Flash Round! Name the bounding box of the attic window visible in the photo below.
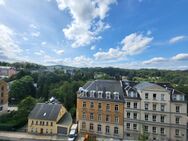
[83,90,88,97]
[98,91,103,98]
[90,90,95,98]
[106,91,111,99]
[114,92,119,100]
[43,113,46,116]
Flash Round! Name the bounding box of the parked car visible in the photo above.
[68,124,78,141]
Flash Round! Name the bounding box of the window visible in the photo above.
[98,114,102,121]
[153,127,156,133]
[106,115,110,122]
[46,122,48,126]
[133,124,137,130]
[83,101,86,108]
[134,103,137,109]
[161,116,165,123]
[0,106,2,111]
[127,112,130,118]
[51,122,53,126]
[153,115,156,122]
[145,103,148,110]
[82,122,86,129]
[114,127,118,135]
[98,103,102,110]
[161,104,165,112]
[115,116,119,123]
[90,113,94,120]
[106,104,110,111]
[145,114,148,121]
[106,91,111,99]
[46,129,48,134]
[90,101,94,108]
[133,113,137,119]
[153,93,156,100]
[176,106,180,113]
[90,123,94,131]
[90,90,95,97]
[153,104,156,111]
[160,128,165,135]
[98,91,103,98]
[126,133,130,137]
[127,102,130,108]
[161,94,164,101]
[175,129,179,136]
[82,112,86,120]
[144,126,148,132]
[176,117,180,124]
[36,121,38,125]
[114,92,119,100]
[115,104,119,112]
[106,126,110,134]
[127,123,130,129]
[145,93,148,99]
[97,124,102,132]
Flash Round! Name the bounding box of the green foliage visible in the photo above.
[10,75,36,103]
[0,96,36,131]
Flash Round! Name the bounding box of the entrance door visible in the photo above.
[40,128,43,134]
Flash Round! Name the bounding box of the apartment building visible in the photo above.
[77,80,125,139]
[0,66,16,78]
[0,80,8,115]
[123,81,187,141]
[28,102,72,135]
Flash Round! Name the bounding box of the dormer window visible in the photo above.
[90,90,95,98]
[114,92,119,100]
[98,91,103,98]
[83,90,88,97]
[106,91,111,99]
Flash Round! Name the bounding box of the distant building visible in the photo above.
[0,66,16,78]
[0,80,8,115]
[123,81,187,141]
[77,80,125,139]
[28,103,72,135]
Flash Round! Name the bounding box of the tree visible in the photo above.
[10,75,36,103]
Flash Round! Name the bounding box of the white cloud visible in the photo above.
[54,49,64,55]
[172,53,188,61]
[143,57,166,65]
[29,24,38,29]
[34,50,46,56]
[169,35,186,44]
[94,48,125,60]
[41,42,47,45]
[56,0,116,48]
[31,31,40,37]
[90,45,96,50]
[22,36,28,41]
[0,0,5,6]
[121,33,153,55]
[0,24,23,60]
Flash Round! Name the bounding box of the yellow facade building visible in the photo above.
[28,102,72,135]
[0,80,8,115]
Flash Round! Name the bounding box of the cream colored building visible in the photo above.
[28,102,72,135]
[123,81,187,141]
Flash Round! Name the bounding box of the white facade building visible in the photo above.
[123,81,187,141]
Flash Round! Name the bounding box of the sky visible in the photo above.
[0,0,188,70]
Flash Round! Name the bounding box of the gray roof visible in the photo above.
[29,103,62,121]
[134,82,167,92]
[78,80,125,102]
[57,112,72,126]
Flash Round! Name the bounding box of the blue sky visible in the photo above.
[0,0,188,69]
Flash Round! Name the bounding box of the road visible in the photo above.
[0,131,68,141]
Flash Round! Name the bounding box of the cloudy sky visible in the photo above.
[0,0,188,69]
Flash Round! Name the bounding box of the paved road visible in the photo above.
[0,131,68,141]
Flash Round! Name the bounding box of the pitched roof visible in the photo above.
[28,103,63,121]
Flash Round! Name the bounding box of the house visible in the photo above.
[0,66,16,78]
[123,81,187,141]
[0,80,8,115]
[76,80,125,139]
[28,102,72,135]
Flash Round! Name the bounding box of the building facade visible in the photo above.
[123,81,187,141]
[0,66,16,78]
[77,80,125,139]
[28,102,72,135]
[0,80,8,115]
